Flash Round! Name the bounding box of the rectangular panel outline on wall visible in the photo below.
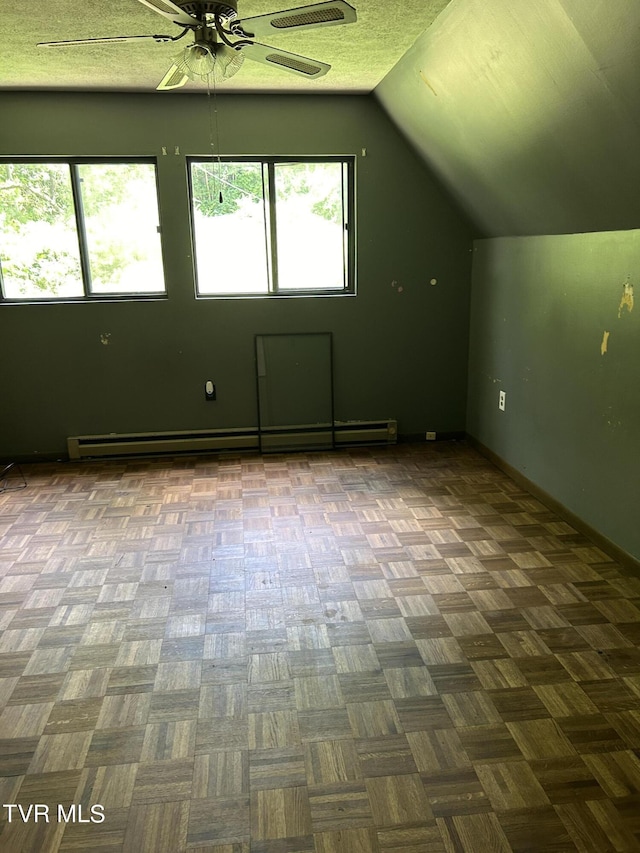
[255,332,335,453]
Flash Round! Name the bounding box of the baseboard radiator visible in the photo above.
[67,420,397,460]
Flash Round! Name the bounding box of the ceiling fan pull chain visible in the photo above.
[206,73,223,204]
[213,72,223,203]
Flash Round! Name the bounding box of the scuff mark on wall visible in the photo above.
[600,330,609,355]
[100,333,111,346]
[618,280,634,317]
[419,71,438,96]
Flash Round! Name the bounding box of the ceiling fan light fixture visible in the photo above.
[174,42,216,77]
[214,44,245,79]
[173,40,244,82]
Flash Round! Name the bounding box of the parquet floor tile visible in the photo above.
[1,442,640,850]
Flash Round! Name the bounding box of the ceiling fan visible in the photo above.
[37,0,358,89]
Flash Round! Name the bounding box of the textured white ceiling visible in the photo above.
[1,0,453,93]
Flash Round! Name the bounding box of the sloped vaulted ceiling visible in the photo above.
[376,0,640,237]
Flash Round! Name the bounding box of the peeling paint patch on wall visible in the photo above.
[601,330,609,355]
[618,280,634,317]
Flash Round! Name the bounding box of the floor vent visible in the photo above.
[67,420,397,460]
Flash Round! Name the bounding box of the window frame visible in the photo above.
[0,157,167,304]
[187,155,356,299]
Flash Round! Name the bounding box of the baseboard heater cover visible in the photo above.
[67,420,397,460]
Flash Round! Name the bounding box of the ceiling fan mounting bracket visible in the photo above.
[176,1,238,21]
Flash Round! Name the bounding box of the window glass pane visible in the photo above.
[191,161,269,295]
[77,163,165,294]
[274,162,345,291]
[0,162,83,299]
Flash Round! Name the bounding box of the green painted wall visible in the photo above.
[372,0,640,561]
[467,231,640,559]
[376,0,640,237]
[0,92,475,459]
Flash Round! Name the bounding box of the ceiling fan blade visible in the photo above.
[156,63,189,90]
[137,0,197,28]
[239,42,330,78]
[233,0,356,39]
[38,34,174,47]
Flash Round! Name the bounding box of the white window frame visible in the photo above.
[188,156,356,298]
[0,157,166,303]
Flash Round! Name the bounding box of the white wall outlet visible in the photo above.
[426,431,437,440]
[499,390,506,411]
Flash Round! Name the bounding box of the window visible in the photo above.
[189,157,354,297]
[0,160,165,301]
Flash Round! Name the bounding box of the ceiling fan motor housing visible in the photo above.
[177,1,238,21]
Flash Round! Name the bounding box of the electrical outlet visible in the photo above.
[499,390,506,411]
[425,431,437,441]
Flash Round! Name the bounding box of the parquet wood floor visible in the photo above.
[1,441,640,852]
